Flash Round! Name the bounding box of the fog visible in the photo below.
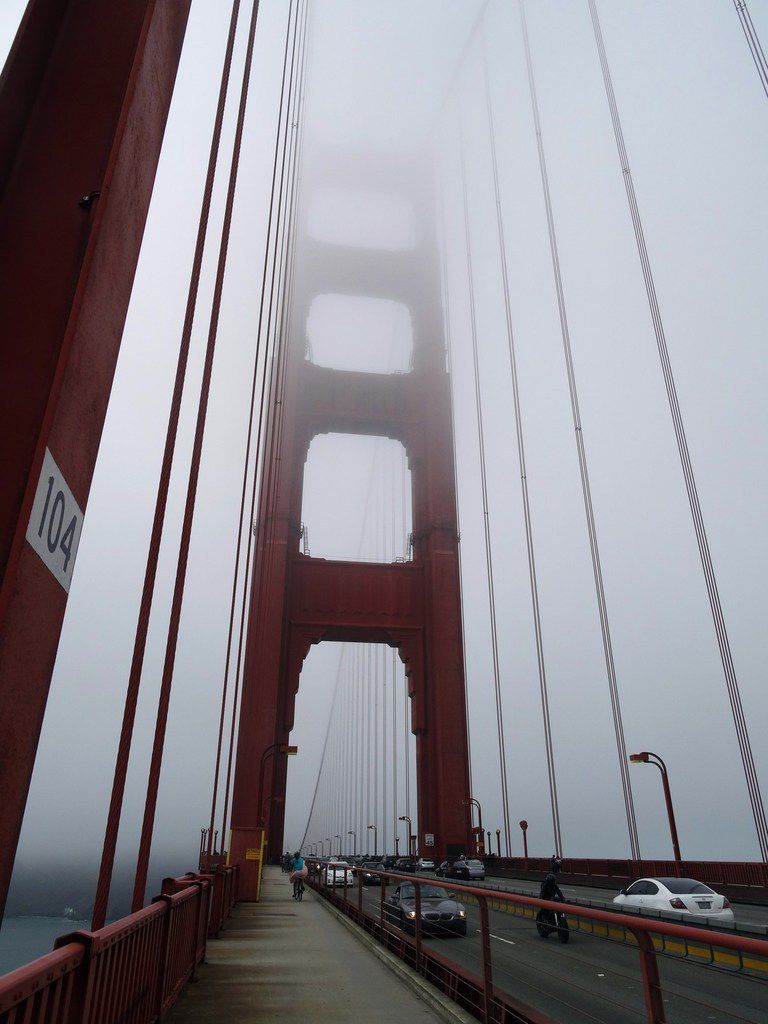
[1,0,767,915]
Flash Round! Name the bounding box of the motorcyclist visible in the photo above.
[536,873,569,941]
[539,872,564,902]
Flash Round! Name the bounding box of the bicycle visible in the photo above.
[292,877,304,901]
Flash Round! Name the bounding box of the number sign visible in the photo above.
[25,448,84,592]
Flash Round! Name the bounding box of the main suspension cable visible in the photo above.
[519,0,641,859]
[732,0,768,98]
[588,0,768,860]
[482,29,563,857]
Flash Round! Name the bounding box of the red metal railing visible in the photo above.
[307,863,768,1024]
[0,864,238,1024]
[491,856,768,890]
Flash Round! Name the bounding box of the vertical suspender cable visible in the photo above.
[519,0,641,859]
[299,648,344,849]
[588,0,768,860]
[132,0,264,912]
[458,124,513,856]
[208,0,308,860]
[732,0,768,98]
[91,0,242,932]
[438,176,475,802]
[482,31,563,857]
[219,0,306,848]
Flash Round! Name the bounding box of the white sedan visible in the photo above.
[324,861,356,887]
[613,877,734,924]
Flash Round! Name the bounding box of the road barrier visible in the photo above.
[491,856,768,894]
[0,864,237,1024]
[307,861,768,1024]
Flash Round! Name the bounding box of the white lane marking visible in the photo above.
[477,930,516,945]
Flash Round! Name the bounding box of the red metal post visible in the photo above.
[413,881,423,972]
[477,895,493,1024]
[0,0,191,923]
[633,928,667,1023]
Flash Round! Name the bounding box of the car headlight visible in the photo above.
[457,910,466,918]
[406,910,417,919]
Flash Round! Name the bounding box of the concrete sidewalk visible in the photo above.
[167,867,445,1023]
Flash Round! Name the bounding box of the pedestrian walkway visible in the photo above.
[167,866,445,1023]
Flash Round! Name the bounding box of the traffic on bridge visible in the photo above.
[0,1,766,1022]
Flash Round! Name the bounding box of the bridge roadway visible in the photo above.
[166,867,447,1024]
[349,881,767,1023]
[463,872,768,932]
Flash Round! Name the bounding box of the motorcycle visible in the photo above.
[535,903,569,943]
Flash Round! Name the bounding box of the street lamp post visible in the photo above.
[398,815,413,857]
[367,824,378,857]
[348,830,357,856]
[519,820,529,863]
[463,797,484,854]
[630,751,682,867]
[495,829,501,858]
[486,830,492,852]
[257,743,298,827]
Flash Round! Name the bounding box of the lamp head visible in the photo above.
[629,752,650,763]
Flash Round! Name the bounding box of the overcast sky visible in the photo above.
[2,0,767,900]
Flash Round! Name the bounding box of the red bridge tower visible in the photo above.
[230,151,472,892]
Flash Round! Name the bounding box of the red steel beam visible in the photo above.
[0,0,192,921]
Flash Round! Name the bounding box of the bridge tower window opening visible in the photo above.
[286,640,418,861]
[306,294,413,374]
[301,434,412,564]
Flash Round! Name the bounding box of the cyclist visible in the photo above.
[290,850,306,901]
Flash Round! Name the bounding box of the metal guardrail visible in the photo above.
[307,861,768,1024]
[0,864,238,1024]
[492,856,768,890]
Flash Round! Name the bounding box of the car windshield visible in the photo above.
[658,878,714,895]
[363,863,382,870]
[399,885,449,900]
[465,860,483,867]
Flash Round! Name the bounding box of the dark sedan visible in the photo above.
[360,861,385,885]
[384,883,467,936]
[436,858,485,882]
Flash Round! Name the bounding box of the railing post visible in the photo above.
[154,894,174,1021]
[358,870,363,917]
[477,894,493,1024]
[633,928,666,1023]
[413,881,422,973]
[380,875,387,935]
